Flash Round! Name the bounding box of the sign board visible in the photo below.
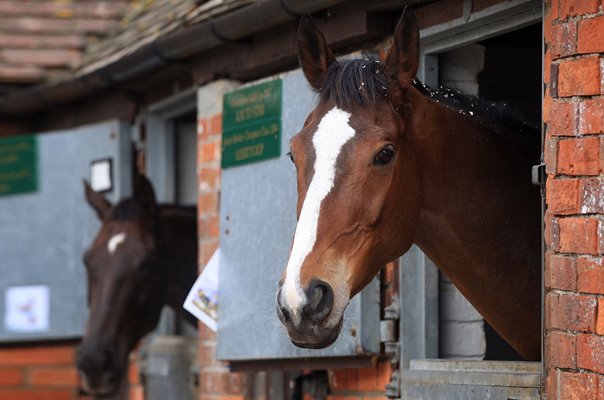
[0,135,37,196]
[222,79,282,168]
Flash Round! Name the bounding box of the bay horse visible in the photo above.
[276,11,541,361]
[76,174,198,397]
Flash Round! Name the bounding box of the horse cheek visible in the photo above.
[384,166,420,261]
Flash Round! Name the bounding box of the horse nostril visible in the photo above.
[303,279,334,323]
[76,345,113,375]
[276,288,291,323]
[280,307,291,322]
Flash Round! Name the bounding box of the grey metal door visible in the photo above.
[0,120,130,342]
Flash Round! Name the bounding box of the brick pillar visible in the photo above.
[196,80,247,400]
[544,1,604,398]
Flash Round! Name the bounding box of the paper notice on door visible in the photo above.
[4,285,50,332]
[184,249,219,331]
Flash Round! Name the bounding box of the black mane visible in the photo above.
[411,80,540,150]
[319,55,538,152]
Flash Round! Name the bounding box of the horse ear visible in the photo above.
[134,174,157,216]
[298,15,336,91]
[384,8,419,85]
[83,180,112,220]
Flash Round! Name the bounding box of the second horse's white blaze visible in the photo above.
[107,232,126,254]
[282,107,356,314]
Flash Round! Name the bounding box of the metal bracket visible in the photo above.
[531,163,546,186]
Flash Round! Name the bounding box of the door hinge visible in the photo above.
[381,297,401,399]
[380,297,400,344]
[385,369,401,398]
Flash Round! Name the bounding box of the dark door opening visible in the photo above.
[437,22,542,361]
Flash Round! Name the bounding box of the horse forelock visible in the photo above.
[108,198,145,221]
[320,56,392,109]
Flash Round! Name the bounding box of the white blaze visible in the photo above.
[283,107,356,313]
[107,232,126,254]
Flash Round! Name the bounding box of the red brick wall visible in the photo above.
[544,0,604,398]
[0,341,144,400]
[197,108,247,400]
[0,342,78,400]
[327,362,391,399]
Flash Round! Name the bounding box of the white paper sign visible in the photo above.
[184,248,219,331]
[90,159,112,192]
[4,285,50,332]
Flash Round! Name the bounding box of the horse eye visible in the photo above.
[286,151,294,164]
[374,146,395,165]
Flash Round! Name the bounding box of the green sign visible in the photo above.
[0,135,37,196]
[222,79,282,168]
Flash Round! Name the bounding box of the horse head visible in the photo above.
[277,11,423,348]
[76,175,164,396]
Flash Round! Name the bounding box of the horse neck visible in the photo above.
[156,207,198,321]
[406,88,541,359]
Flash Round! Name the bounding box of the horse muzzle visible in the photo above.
[76,343,123,397]
[277,279,343,349]
[287,318,344,349]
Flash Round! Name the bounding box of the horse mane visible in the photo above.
[411,80,540,152]
[319,55,539,154]
[109,199,196,221]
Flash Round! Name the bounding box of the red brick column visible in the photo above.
[544,1,604,398]
[196,81,246,400]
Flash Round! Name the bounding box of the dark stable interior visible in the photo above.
[440,22,542,361]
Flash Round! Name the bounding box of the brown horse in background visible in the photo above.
[276,11,541,360]
[76,175,198,397]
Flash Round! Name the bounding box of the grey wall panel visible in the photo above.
[217,70,380,361]
[0,120,129,341]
